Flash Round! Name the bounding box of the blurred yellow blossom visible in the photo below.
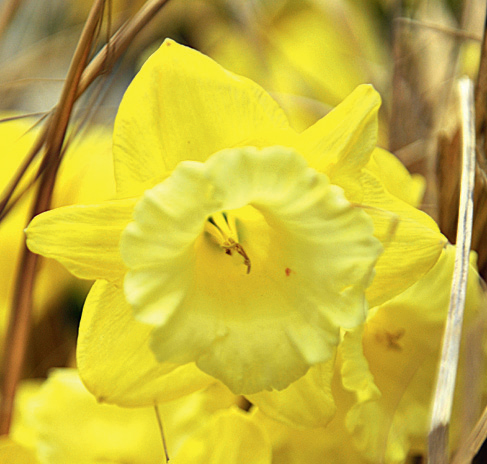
[342,245,483,462]
[0,117,115,351]
[171,407,271,464]
[0,438,38,464]
[3,369,239,464]
[197,0,389,133]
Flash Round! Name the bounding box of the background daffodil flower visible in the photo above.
[26,39,445,402]
[339,245,484,462]
[194,0,389,135]
[2,369,241,464]
[0,438,37,464]
[0,116,115,366]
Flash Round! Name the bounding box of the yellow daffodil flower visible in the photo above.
[26,40,446,402]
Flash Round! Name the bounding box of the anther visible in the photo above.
[206,212,252,274]
[222,238,251,274]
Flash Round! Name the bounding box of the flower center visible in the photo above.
[205,212,251,274]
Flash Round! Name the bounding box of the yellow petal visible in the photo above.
[340,327,402,463]
[0,117,116,349]
[0,439,38,464]
[29,369,164,464]
[365,147,425,207]
[10,380,43,452]
[53,125,116,206]
[345,399,409,463]
[172,408,271,464]
[340,327,381,405]
[250,407,368,464]
[360,170,447,306]
[248,358,336,429]
[77,280,214,407]
[25,199,136,281]
[14,370,236,464]
[296,84,381,177]
[113,39,293,197]
[364,245,482,412]
[121,146,382,394]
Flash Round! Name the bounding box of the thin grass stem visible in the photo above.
[154,405,170,463]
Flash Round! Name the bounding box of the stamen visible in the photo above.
[206,212,252,273]
[222,238,251,274]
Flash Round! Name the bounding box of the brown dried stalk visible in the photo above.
[77,0,172,97]
[475,11,487,153]
[0,0,106,436]
[449,12,487,464]
[437,6,487,280]
[0,0,171,221]
[390,10,463,221]
[428,78,476,464]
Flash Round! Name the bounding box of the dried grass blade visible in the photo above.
[394,17,482,42]
[0,0,171,218]
[0,0,22,43]
[77,0,171,97]
[0,127,47,217]
[0,0,106,436]
[475,11,487,144]
[428,78,476,463]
